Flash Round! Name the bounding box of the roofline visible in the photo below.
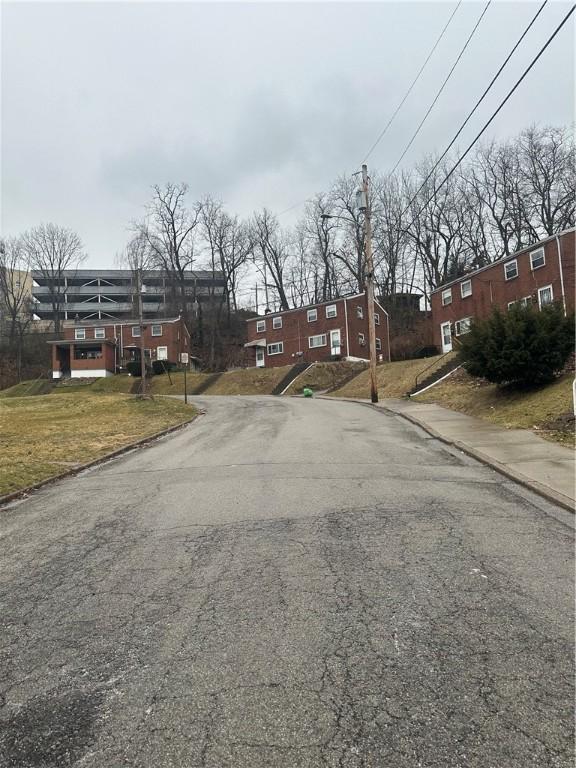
[47,339,117,346]
[61,317,183,327]
[431,228,575,294]
[245,291,388,323]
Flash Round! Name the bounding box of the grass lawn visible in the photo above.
[0,392,196,497]
[415,370,575,447]
[329,354,452,399]
[150,367,294,396]
[284,361,368,395]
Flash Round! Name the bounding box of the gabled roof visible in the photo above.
[431,228,575,294]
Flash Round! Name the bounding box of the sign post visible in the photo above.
[181,353,189,405]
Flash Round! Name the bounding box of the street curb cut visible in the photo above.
[0,415,199,509]
[319,395,575,515]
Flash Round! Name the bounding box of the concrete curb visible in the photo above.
[320,395,575,514]
[0,415,199,509]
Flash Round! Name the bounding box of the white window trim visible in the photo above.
[267,342,284,355]
[374,312,380,326]
[272,317,282,329]
[537,284,553,308]
[356,305,364,319]
[460,280,472,298]
[308,334,327,349]
[504,259,518,281]
[530,247,545,271]
[94,328,105,339]
[441,288,452,306]
[455,317,472,336]
[156,346,168,360]
[131,326,141,337]
[358,332,366,345]
[325,304,337,318]
[151,324,163,337]
[375,338,382,350]
[256,320,266,333]
[74,328,86,340]
[307,309,317,322]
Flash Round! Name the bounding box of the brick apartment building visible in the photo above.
[244,292,390,368]
[49,317,190,378]
[430,229,575,352]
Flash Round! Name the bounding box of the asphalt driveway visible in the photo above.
[1,396,573,767]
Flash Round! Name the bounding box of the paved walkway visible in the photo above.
[376,398,575,512]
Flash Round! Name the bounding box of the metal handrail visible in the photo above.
[414,351,454,390]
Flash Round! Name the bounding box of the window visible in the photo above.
[74,328,86,340]
[374,313,380,326]
[375,338,382,351]
[151,324,162,337]
[356,305,364,319]
[131,326,141,337]
[309,334,327,348]
[358,332,366,345]
[94,328,105,339]
[520,296,533,308]
[267,342,283,355]
[307,309,317,322]
[441,288,452,306]
[530,247,545,270]
[73,344,102,360]
[455,317,472,336]
[538,285,553,308]
[156,346,168,360]
[256,320,266,333]
[460,280,472,298]
[507,301,517,311]
[325,304,337,318]
[272,316,282,329]
[504,259,518,280]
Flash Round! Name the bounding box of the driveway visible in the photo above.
[1,396,573,767]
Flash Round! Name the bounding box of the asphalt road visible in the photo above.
[1,395,573,768]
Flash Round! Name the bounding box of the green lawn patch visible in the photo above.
[0,393,196,497]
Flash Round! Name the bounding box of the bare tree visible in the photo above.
[0,236,33,368]
[251,208,291,311]
[135,183,200,326]
[21,223,85,334]
[518,125,575,238]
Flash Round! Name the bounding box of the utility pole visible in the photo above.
[137,268,147,397]
[362,163,379,403]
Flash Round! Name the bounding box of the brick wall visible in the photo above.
[245,294,390,368]
[430,230,575,350]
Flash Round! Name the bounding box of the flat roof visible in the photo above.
[61,317,182,327]
[47,339,117,346]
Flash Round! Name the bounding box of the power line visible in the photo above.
[401,3,575,224]
[362,0,462,164]
[390,0,492,175]
[400,0,549,212]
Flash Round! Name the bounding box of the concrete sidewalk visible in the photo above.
[375,398,575,512]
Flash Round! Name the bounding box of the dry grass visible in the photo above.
[284,361,368,395]
[206,366,293,395]
[329,354,451,399]
[415,370,575,447]
[150,372,210,396]
[0,393,196,496]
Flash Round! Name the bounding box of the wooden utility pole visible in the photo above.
[137,268,147,397]
[362,163,379,403]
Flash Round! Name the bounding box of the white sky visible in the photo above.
[1,0,574,267]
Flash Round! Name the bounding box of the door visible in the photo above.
[330,329,341,356]
[256,348,265,367]
[157,346,168,360]
[440,322,452,353]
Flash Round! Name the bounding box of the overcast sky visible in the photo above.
[1,0,574,268]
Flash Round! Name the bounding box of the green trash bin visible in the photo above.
[303,387,313,398]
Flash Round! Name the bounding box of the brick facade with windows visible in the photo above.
[49,317,190,378]
[245,293,390,368]
[430,229,575,352]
